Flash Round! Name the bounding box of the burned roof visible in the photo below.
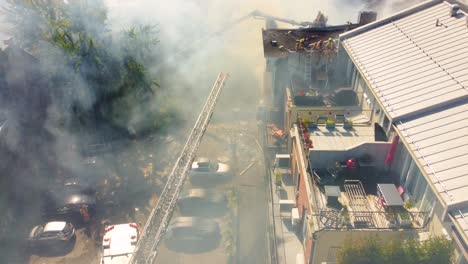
[262,24,358,57]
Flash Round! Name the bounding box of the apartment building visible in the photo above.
[268,1,468,263]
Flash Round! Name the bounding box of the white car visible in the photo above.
[28,221,75,248]
[190,158,231,185]
[100,223,139,264]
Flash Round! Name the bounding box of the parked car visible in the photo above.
[178,189,227,217]
[165,217,221,248]
[42,188,96,223]
[58,176,96,195]
[190,157,231,185]
[100,223,139,264]
[28,221,75,249]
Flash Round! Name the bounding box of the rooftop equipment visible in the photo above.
[450,4,461,17]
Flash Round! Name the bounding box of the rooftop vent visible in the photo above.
[450,4,461,17]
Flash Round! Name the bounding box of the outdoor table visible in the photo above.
[324,185,341,206]
[377,183,404,207]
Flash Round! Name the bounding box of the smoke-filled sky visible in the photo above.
[98,0,468,116]
[101,0,459,112]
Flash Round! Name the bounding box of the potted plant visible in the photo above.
[404,201,413,210]
[386,211,398,228]
[397,208,412,227]
[308,121,317,130]
[343,119,353,129]
[340,206,351,227]
[326,119,335,129]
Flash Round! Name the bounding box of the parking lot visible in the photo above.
[23,134,185,264]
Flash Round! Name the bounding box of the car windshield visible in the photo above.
[63,223,73,233]
[208,162,219,171]
[35,226,44,236]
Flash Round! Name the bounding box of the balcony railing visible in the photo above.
[316,208,429,230]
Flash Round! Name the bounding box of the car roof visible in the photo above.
[183,189,208,198]
[180,189,224,202]
[64,193,95,205]
[195,157,210,163]
[102,223,138,258]
[169,217,219,232]
[46,191,95,207]
[43,221,66,232]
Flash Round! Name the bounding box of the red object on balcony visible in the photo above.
[268,124,287,140]
[397,185,404,196]
[303,133,310,140]
[346,158,358,172]
[385,135,400,165]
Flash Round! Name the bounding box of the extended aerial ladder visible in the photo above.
[129,10,321,264]
[129,73,229,264]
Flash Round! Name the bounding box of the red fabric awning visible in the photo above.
[385,135,400,165]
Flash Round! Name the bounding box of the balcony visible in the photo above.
[289,77,359,108]
[309,166,429,230]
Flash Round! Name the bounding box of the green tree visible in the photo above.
[2,0,176,136]
[337,235,454,264]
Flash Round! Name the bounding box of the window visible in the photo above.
[419,186,435,212]
[404,161,418,191]
[208,162,219,171]
[399,151,412,185]
[382,116,390,133]
[41,231,60,238]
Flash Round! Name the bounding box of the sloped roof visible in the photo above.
[341,0,468,121]
[396,100,468,208]
[341,0,468,208]
[341,0,468,249]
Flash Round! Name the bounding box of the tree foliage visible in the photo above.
[2,0,174,136]
[336,235,454,264]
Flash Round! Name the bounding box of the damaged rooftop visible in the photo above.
[262,25,355,57]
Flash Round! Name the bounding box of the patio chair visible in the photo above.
[343,120,353,129]
[376,197,387,210]
[397,185,404,197]
[316,115,328,124]
[326,119,336,129]
[308,122,318,130]
[335,114,346,123]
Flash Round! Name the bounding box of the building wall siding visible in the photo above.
[298,170,310,217]
[291,140,298,185]
[305,238,313,264]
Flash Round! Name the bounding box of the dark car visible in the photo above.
[28,221,75,249]
[42,188,96,223]
[165,217,221,251]
[61,177,96,195]
[177,189,227,217]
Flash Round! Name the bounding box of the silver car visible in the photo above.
[190,157,231,185]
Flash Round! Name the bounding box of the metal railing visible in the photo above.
[130,73,229,264]
[316,208,429,230]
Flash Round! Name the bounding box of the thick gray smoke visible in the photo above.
[1,0,461,261]
[103,0,372,113]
